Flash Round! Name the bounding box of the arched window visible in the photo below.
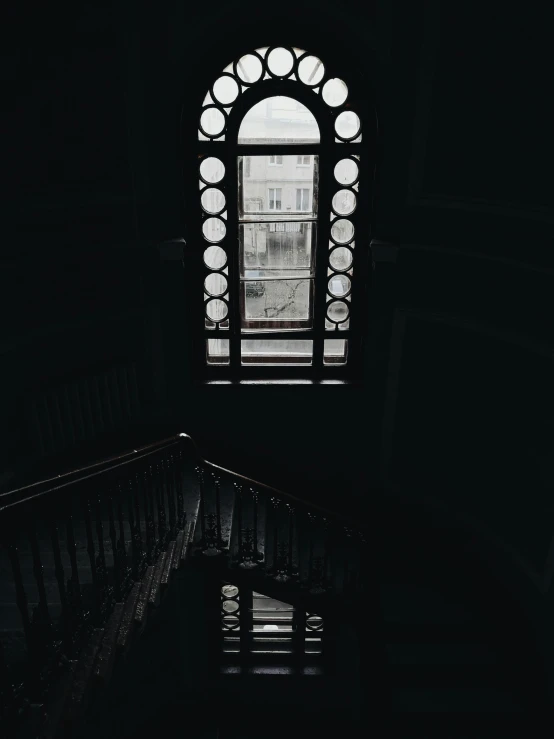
[194,46,375,379]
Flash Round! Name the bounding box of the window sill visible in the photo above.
[200,378,357,386]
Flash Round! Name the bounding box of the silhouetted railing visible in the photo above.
[0,433,367,733]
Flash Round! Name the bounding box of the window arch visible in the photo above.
[193,46,375,379]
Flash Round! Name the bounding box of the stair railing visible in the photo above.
[0,431,367,730]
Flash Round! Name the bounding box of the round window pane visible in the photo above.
[200,107,225,137]
[335,111,361,140]
[212,75,240,106]
[329,246,353,271]
[221,584,239,598]
[204,273,228,297]
[200,157,225,184]
[332,189,356,216]
[331,219,354,244]
[322,78,348,107]
[203,217,226,243]
[328,274,351,297]
[222,599,239,613]
[327,300,350,323]
[222,615,239,629]
[334,158,359,186]
[206,299,228,322]
[201,187,226,214]
[204,245,227,269]
[298,55,325,85]
[236,54,264,84]
[267,47,294,77]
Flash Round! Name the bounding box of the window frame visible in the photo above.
[192,50,375,383]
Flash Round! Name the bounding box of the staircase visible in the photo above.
[0,433,549,738]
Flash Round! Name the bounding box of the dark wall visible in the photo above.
[3,0,554,577]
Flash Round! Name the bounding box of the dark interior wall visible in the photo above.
[3,0,554,564]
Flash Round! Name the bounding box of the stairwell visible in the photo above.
[0,433,550,739]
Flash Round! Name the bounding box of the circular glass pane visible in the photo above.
[203,245,227,269]
[298,55,325,85]
[212,75,240,106]
[306,615,323,629]
[267,47,294,77]
[322,78,348,107]
[328,274,351,297]
[206,299,228,322]
[222,615,240,629]
[335,111,361,140]
[331,219,354,244]
[327,300,350,323]
[235,54,264,84]
[202,217,226,243]
[329,246,353,271]
[204,273,228,297]
[334,158,359,186]
[221,584,239,598]
[200,107,226,137]
[200,157,225,184]
[201,187,226,214]
[222,599,239,613]
[332,189,356,216]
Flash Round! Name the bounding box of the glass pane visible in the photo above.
[203,217,226,243]
[324,339,348,365]
[236,53,264,84]
[322,78,348,107]
[201,187,226,214]
[334,158,359,186]
[200,107,226,137]
[200,157,225,184]
[328,274,351,298]
[330,218,354,244]
[332,189,356,215]
[298,55,325,85]
[206,298,228,322]
[329,246,353,271]
[212,75,240,106]
[242,279,313,328]
[207,339,230,365]
[241,340,313,365]
[204,245,227,269]
[335,111,361,140]
[239,155,318,219]
[204,273,228,297]
[326,300,349,324]
[240,222,316,277]
[267,47,294,77]
[238,97,320,144]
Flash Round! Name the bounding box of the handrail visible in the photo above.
[1,431,367,531]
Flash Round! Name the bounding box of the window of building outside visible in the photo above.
[196,46,371,377]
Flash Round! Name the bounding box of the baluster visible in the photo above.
[65,514,82,618]
[213,474,222,547]
[50,521,71,646]
[271,497,280,575]
[251,488,261,564]
[197,467,206,544]
[127,480,139,579]
[234,483,242,563]
[166,457,177,538]
[287,503,294,578]
[144,469,155,561]
[83,498,101,622]
[133,473,145,574]
[28,517,53,645]
[7,537,34,657]
[117,497,129,592]
[107,492,121,601]
[155,462,166,548]
[94,495,108,613]
[175,451,185,528]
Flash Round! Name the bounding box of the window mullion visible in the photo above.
[312,148,330,370]
[229,149,241,370]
